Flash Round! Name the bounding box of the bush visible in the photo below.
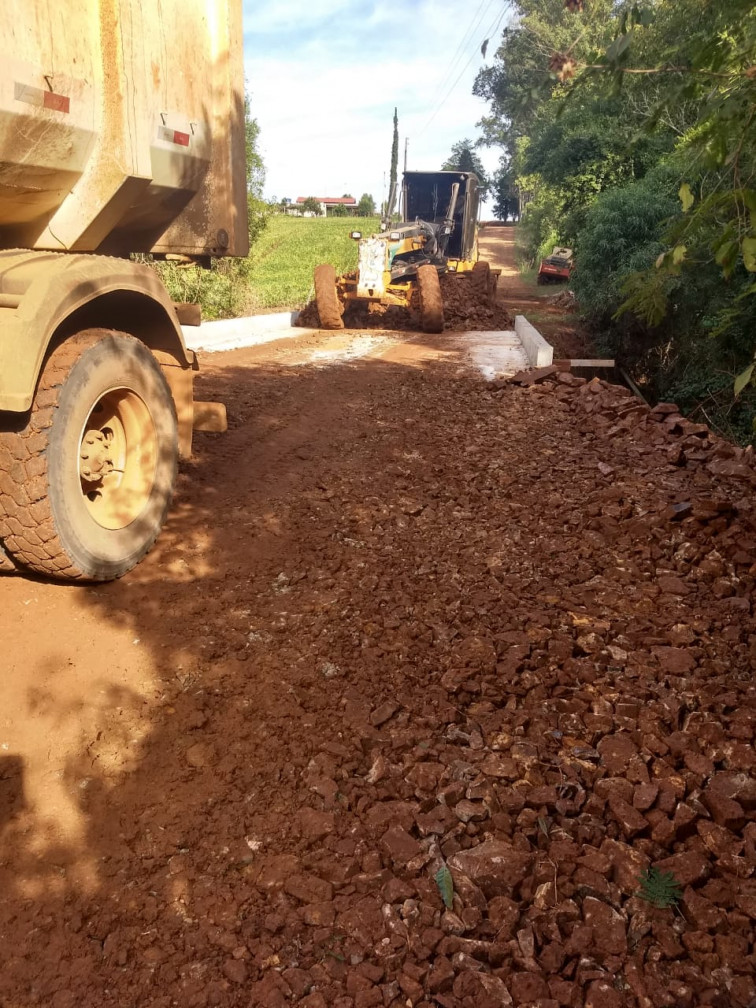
[248,195,273,247]
[517,185,564,266]
[150,257,255,320]
[571,166,679,327]
[572,162,756,442]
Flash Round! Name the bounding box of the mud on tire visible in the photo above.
[0,329,178,582]
[417,264,444,334]
[314,264,344,330]
[470,260,492,304]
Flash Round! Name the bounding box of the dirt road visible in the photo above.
[479,227,592,359]
[1,231,755,1008]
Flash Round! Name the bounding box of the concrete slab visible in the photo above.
[183,311,548,385]
[453,330,529,380]
[183,311,315,353]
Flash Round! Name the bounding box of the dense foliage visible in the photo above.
[474,0,756,438]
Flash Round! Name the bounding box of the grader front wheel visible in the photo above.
[417,264,444,334]
[470,260,492,303]
[0,329,178,581]
[314,264,344,330]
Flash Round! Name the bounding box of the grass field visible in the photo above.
[150,214,381,320]
[246,215,380,312]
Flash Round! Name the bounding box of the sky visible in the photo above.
[242,0,511,212]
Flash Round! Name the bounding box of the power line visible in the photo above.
[426,0,495,110]
[415,4,511,140]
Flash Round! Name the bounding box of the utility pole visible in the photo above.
[404,137,408,173]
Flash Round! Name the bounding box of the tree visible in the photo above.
[357,193,376,217]
[390,109,399,193]
[441,139,490,196]
[491,158,519,220]
[300,197,322,216]
[384,108,399,222]
[244,92,270,245]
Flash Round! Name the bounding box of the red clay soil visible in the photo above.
[1,336,756,1008]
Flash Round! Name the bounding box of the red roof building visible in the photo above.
[295,196,356,209]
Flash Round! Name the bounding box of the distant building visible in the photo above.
[294,196,357,216]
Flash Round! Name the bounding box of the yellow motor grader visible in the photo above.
[313,170,491,333]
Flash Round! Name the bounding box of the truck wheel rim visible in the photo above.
[78,388,157,530]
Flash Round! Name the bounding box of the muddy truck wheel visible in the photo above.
[314,264,344,330]
[417,264,444,333]
[0,542,17,573]
[470,260,492,303]
[0,329,178,582]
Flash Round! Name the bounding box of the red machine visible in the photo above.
[537,246,574,284]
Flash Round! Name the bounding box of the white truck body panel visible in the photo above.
[0,0,248,257]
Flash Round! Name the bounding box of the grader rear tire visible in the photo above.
[314,264,344,330]
[417,264,444,333]
[0,329,178,581]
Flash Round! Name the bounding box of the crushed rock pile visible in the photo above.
[297,271,513,333]
[2,364,754,1008]
[544,290,577,310]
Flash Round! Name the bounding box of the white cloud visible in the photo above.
[243,0,508,210]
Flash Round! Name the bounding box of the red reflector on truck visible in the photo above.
[158,125,191,147]
[43,91,70,113]
[14,82,70,113]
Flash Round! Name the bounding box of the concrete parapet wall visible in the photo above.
[515,315,553,368]
[183,311,308,353]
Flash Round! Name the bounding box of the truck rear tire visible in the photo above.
[0,542,17,573]
[417,264,444,333]
[314,264,344,330]
[0,329,178,582]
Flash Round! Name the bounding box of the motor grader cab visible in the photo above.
[314,170,490,333]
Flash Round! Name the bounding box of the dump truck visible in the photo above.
[0,0,247,581]
[314,171,492,334]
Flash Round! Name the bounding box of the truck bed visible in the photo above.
[0,0,247,257]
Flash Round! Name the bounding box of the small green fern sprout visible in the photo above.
[434,864,454,909]
[637,867,683,909]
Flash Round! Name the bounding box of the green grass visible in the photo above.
[518,265,540,290]
[148,214,381,320]
[246,215,380,312]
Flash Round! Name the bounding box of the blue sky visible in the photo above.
[243,0,510,210]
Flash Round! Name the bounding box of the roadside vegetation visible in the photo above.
[153,215,379,318]
[241,214,379,312]
[476,0,756,440]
